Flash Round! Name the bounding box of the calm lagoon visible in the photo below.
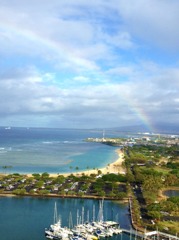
[0,128,121,174]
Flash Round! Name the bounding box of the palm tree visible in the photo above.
[2,165,12,174]
[69,166,73,172]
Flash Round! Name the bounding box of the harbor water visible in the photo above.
[0,196,133,240]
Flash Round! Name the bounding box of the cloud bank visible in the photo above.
[0,0,178,129]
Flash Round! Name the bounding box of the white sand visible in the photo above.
[47,148,125,177]
[1,148,125,178]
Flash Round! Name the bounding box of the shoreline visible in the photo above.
[0,191,129,202]
[0,148,125,178]
[25,148,125,178]
[0,148,127,200]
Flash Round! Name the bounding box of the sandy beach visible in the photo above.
[0,149,127,200]
[1,148,125,178]
[46,148,125,178]
[97,148,125,175]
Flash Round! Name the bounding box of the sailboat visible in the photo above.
[45,200,122,240]
[45,202,73,240]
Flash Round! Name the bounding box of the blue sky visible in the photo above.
[0,0,179,129]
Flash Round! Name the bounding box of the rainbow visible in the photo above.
[117,85,155,132]
[132,105,155,133]
[0,22,95,70]
[1,23,154,132]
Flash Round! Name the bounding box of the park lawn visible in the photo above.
[157,221,179,235]
[139,166,170,175]
[153,166,170,174]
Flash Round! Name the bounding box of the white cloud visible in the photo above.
[103,31,134,49]
[0,61,178,128]
[116,0,179,51]
[73,76,90,83]
[0,0,135,73]
[0,1,178,128]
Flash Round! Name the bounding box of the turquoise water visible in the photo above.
[0,127,120,174]
[0,197,133,240]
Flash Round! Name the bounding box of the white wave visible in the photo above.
[0,150,7,154]
[0,147,10,153]
[63,140,84,144]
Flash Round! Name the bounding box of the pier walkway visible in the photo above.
[121,228,146,238]
[121,229,179,240]
[145,231,178,240]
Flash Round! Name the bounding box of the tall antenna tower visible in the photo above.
[102,129,105,141]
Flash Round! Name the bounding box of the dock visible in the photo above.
[121,229,179,240]
[121,228,147,238]
[145,230,179,240]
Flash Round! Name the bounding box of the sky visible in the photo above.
[0,0,179,130]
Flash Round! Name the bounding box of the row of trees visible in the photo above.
[123,144,179,234]
[148,196,179,220]
[0,172,127,199]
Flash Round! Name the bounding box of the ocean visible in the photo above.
[0,127,123,174]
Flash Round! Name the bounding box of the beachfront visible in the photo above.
[71,149,126,177]
[26,148,126,178]
[0,148,127,200]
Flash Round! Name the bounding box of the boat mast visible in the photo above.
[69,211,73,229]
[82,206,84,224]
[87,210,89,222]
[54,202,58,224]
[92,205,95,222]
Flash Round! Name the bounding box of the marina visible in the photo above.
[45,201,122,240]
[0,196,131,240]
[44,201,179,240]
